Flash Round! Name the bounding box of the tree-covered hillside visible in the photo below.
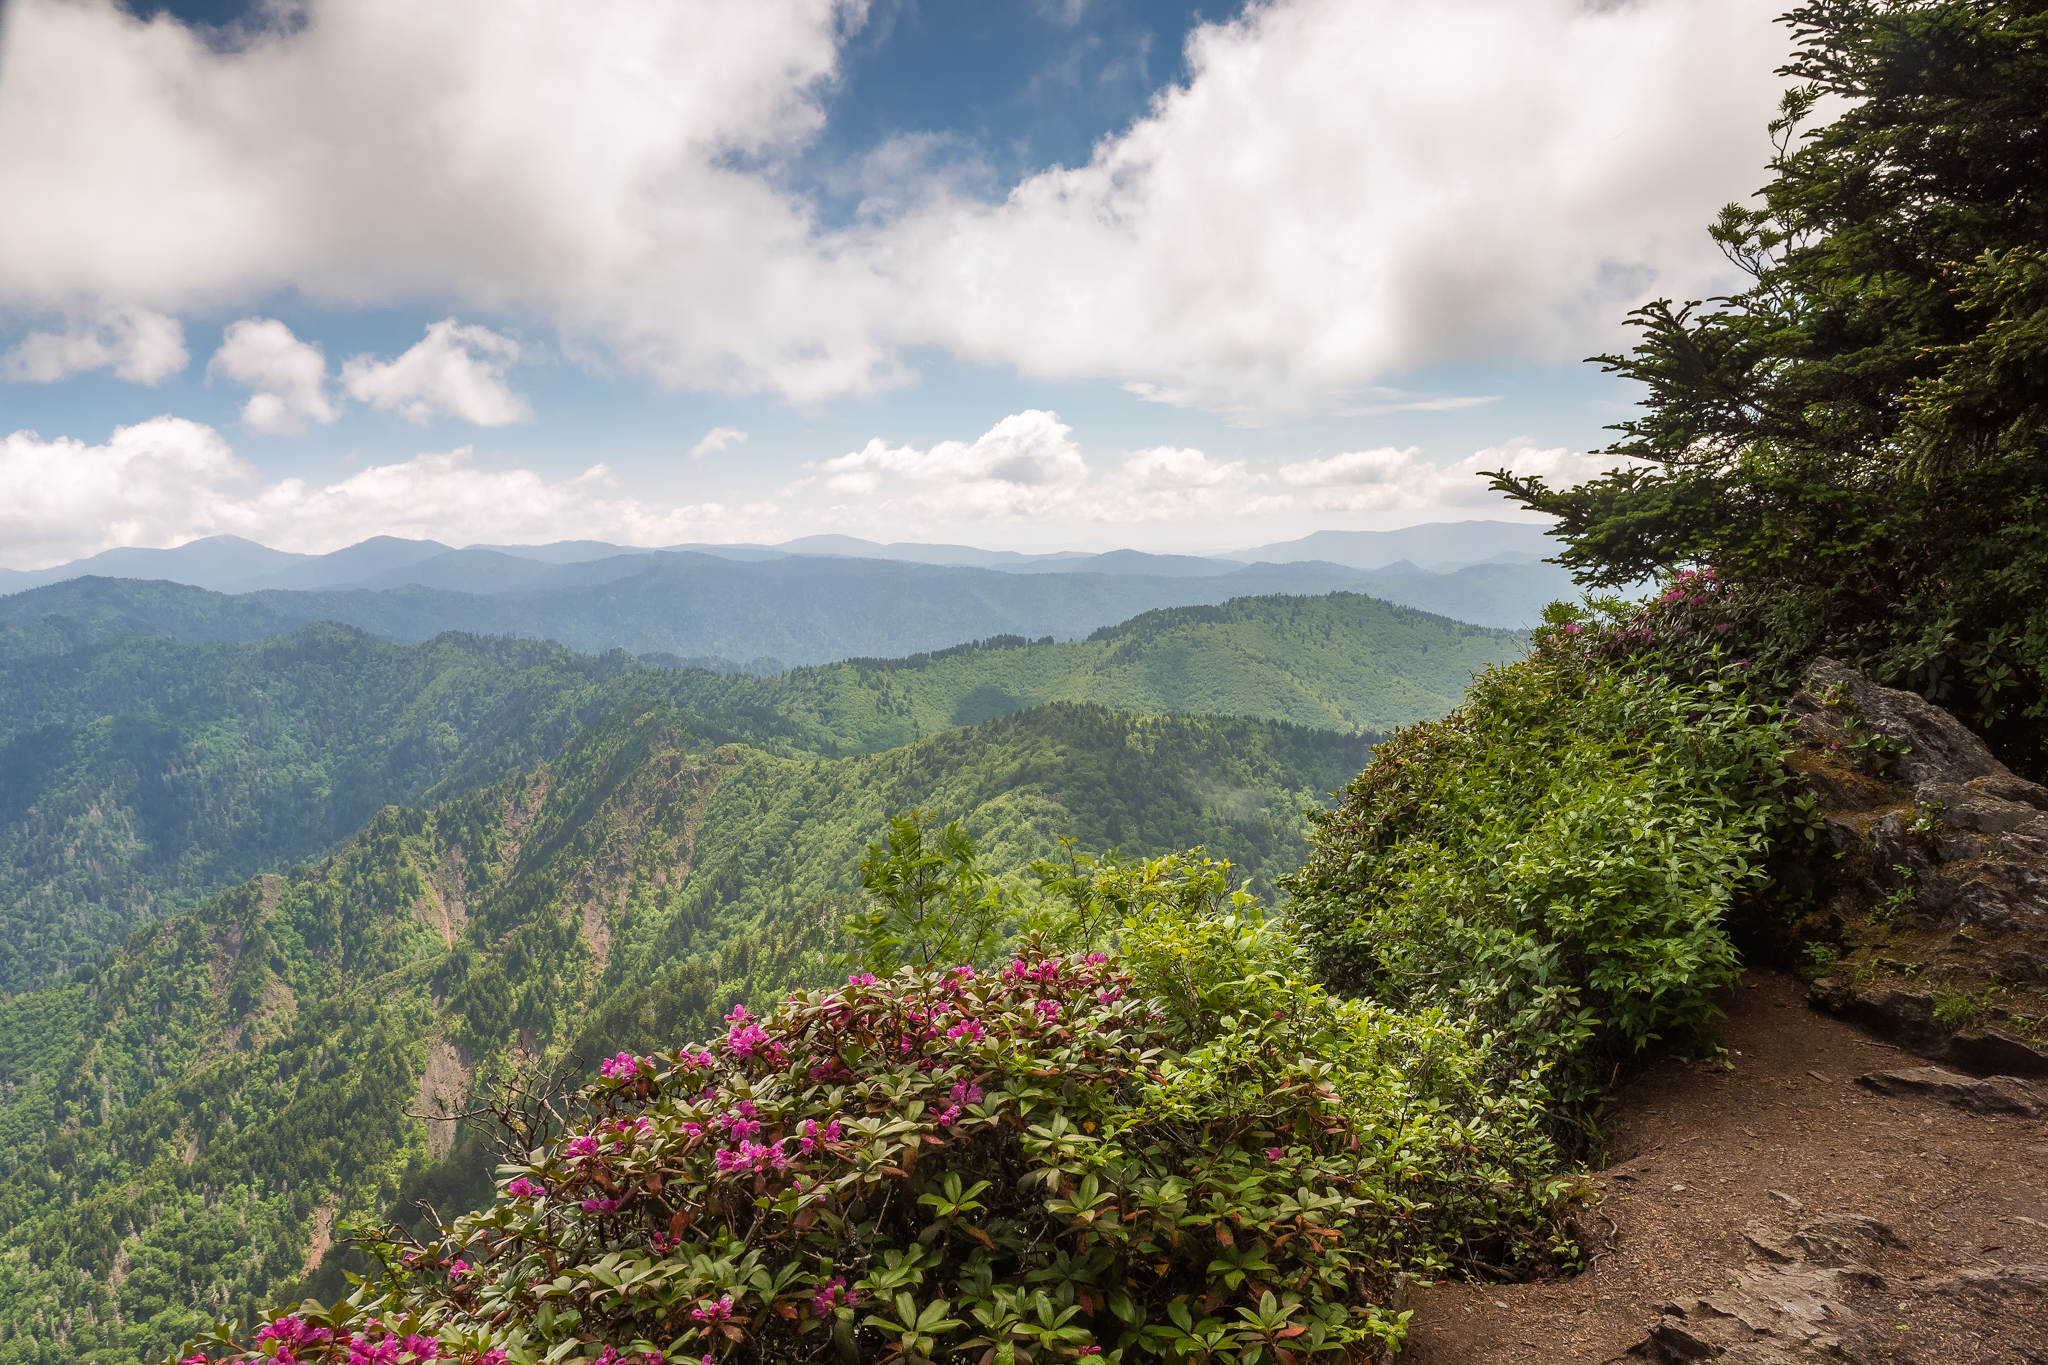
[0,594,1476,994]
[0,626,818,995]
[0,702,1367,1365]
[642,591,1517,750]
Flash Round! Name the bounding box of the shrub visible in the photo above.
[167,881,1575,1365]
[1283,627,1794,1104]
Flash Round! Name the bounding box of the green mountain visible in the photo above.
[0,593,1505,994]
[0,550,1567,667]
[642,590,1517,751]
[0,702,1368,1365]
[0,626,818,995]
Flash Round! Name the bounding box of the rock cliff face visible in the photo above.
[1784,657,2048,1074]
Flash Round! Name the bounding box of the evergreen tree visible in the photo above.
[1492,0,2048,773]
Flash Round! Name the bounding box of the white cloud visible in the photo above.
[1082,446,1269,522]
[689,425,749,459]
[207,318,340,434]
[1277,437,1629,513]
[1,308,188,384]
[0,0,1790,411]
[815,409,1090,519]
[340,319,530,425]
[0,418,779,568]
[896,0,1792,413]
[0,417,253,567]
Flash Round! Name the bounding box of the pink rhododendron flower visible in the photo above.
[400,1335,441,1360]
[447,1259,469,1280]
[505,1177,545,1199]
[945,1019,985,1044]
[348,1334,400,1365]
[580,1197,622,1213]
[566,1135,599,1157]
[936,1105,961,1127]
[813,1277,857,1313]
[1267,1147,1284,1160]
[600,1051,645,1079]
[690,1295,735,1324]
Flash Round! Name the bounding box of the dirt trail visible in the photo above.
[1400,970,2048,1363]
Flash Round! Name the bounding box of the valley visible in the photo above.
[0,580,1417,1363]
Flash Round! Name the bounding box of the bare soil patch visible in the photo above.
[1398,970,2048,1363]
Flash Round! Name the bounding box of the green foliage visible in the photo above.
[845,812,1012,975]
[178,914,1572,1365]
[1487,0,2048,776]
[1283,632,1795,1103]
[0,703,1365,1365]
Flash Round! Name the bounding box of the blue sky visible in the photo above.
[0,0,1794,566]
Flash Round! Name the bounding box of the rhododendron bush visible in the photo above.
[167,862,1574,1365]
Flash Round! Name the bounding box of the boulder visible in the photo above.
[1853,1065,2042,1117]
[1789,660,2048,1063]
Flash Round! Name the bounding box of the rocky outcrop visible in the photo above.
[1630,1210,2048,1364]
[1787,658,2048,1073]
[1852,1064,2041,1117]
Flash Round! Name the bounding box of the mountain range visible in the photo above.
[0,520,1561,595]
[0,591,1519,994]
[0,545,1570,677]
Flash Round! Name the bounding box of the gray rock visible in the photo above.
[1792,661,2048,1063]
[1629,1214,1894,1362]
[1793,658,2008,789]
[1853,1064,2042,1116]
[1946,1026,2048,1078]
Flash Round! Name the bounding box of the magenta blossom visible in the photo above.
[580,1197,622,1214]
[505,1176,546,1199]
[599,1051,646,1079]
[690,1296,736,1324]
[814,1277,858,1313]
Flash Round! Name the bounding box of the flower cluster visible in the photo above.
[170,935,1571,1365]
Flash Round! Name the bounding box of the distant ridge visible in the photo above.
[3,524,1556,596]
[1223,520,1557,571]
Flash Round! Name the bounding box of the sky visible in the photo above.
[0,0,1797,568]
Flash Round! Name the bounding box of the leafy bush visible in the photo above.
[1283,627,1794,1102]
[168,870,1576,1365]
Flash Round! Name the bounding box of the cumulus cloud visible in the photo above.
[0,418,777,569]
[1278,437,1629,513]
[0,417,253,567]
[340,319,530,425]
[0,0,1790,411]
[689,425,749,459]
[207,318,340,434]
[898,0,1792,413]
[1,307,188,384]
[816,409,1090,518]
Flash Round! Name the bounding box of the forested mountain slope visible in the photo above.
[0,627,816,994]
[0,594,1480,993]
[0,702,1368,1365]
[652,591,1517,749]
[0,550,1569,665]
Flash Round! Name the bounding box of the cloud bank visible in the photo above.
[0,411,1612,569]
[0,417,771,568]
[0,0,1792,413]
